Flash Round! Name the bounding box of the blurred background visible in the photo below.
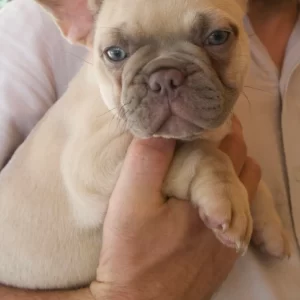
[0,0,10,9]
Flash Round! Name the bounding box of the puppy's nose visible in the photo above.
[149,69,185,95]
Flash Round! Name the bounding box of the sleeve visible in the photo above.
[0,0,86,169]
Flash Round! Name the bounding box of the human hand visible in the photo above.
[90,120,261,300]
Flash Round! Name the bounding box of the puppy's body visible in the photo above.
[0,0,289,290]
[0,63,104,288]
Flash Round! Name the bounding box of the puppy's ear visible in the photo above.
[36,0,102,47]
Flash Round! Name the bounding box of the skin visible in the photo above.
[0,1,297,299]
[250,0,297,12]
[248,0,298,70]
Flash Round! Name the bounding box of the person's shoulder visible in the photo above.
[0,0,87,98]
[0,0,54,31]
[0,0,65,48]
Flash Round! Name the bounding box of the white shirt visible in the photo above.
[214,16,300,300]
[1,0,300,299]
[0,0,86,168]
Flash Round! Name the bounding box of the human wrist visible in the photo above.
[90,280,215,300]
[90,281,146,300]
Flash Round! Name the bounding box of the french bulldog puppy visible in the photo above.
[0,0,290,290]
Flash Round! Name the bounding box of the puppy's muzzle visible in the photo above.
[121,54,227,139]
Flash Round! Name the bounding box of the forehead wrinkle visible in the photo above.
[190,12,212,39]
[98,26,129,48]
[102,24,182,51]
[190,10,240,35]
[96,0,242,50]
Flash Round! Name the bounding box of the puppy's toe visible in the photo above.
[194,180,252,254]
[252,222,291,259]
[214,208,253,255]
[198,199,232,232]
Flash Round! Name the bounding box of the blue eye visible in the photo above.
[105,46,127,62]
[206,30,231,46]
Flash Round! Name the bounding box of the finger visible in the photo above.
[110,137,176,209]
[231,115,243,139]
[239,157,262,202]
[219,117,247,174]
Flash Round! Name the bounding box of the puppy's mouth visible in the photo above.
[122,83,225,139]
[154,115,203,138]
[121,70,227,139]
[148,90,212,139]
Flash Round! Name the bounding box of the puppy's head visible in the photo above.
[38,0,249,140]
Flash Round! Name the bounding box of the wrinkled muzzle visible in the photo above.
[120,51,237,140]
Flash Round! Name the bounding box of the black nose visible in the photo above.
[148,69,185,96]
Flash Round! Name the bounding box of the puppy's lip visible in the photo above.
[151,114,204,137]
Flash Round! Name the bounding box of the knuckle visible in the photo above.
[245,157,262,180]
[227,133,247,155]
[232,115,243,129]
[231,115,243,134]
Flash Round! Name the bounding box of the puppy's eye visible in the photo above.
[105,46,127,62]
[205,30,231,46]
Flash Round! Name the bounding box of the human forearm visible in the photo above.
[0,285,94,300]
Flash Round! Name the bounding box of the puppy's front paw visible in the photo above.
[251,215,291,259]
[162,143,252,254]
[191,177,253,254]
[251,182,291,259]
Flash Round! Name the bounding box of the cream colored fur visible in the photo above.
[0,0,289,290]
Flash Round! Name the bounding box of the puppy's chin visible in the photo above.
[129,115,205,140]
[126,117,231,143]
[126,117,229,141]
[153,116,204,140]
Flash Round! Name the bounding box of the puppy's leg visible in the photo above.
[251,181,291,258]
[163,140,252,253]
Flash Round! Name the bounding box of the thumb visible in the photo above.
[110,137,176,210]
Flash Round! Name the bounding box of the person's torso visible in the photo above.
[213,16,300,300]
